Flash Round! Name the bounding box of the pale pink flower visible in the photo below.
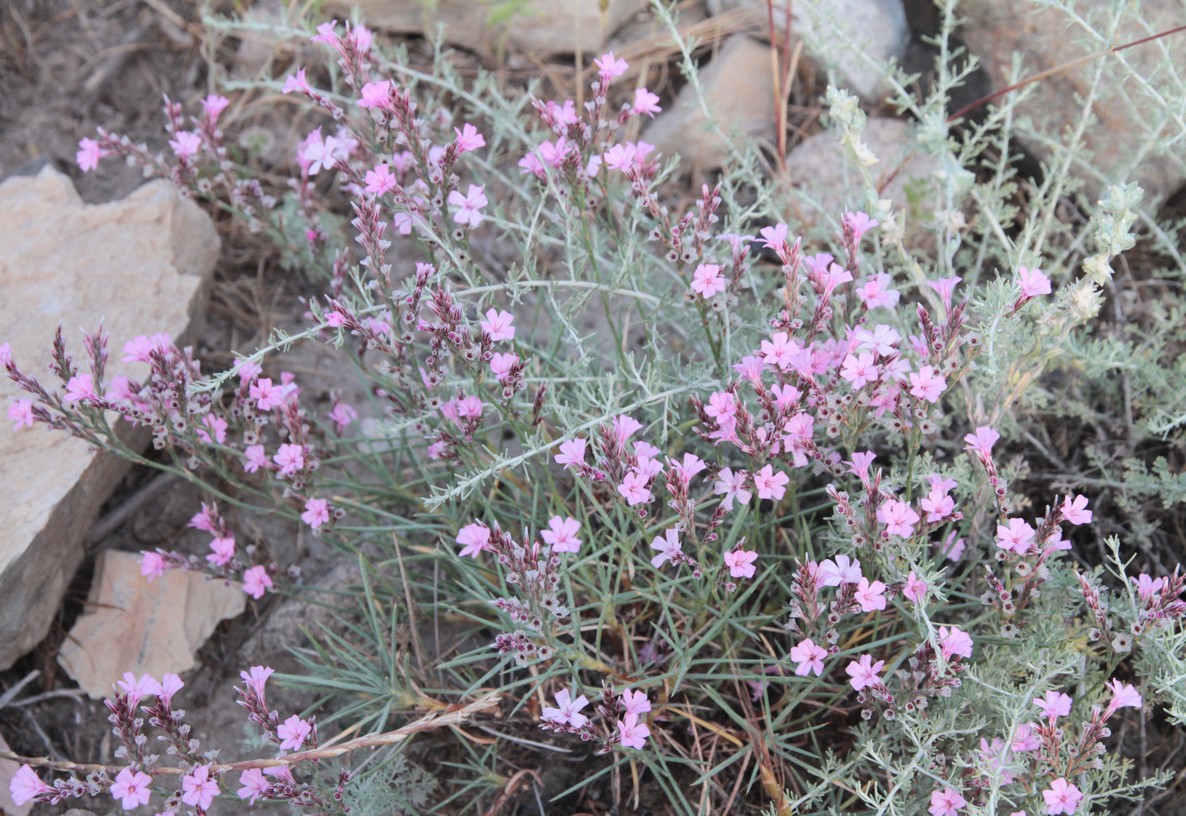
[555,437,588,468]
[237,768,269,804]
[621,688,652,717]
[1011,723,1040,752]
[996,518,1036,554]
[929,787,967,816]
[819,554,862,587]
[301,498,331,529]
[63,373,96,403]
[877,499,920,538]
[854,273,900,310]
[1133,573,1166,602]
[489,352,519,382]
[328,402,358,434]
[541,516,582,553]
[10,764,54,805]
[282,67,311,95]
[631,88,661,117]
[453,123,485,153]
[650,528,681,568]
[854,577,887,612]
[909,365,947,403]
[117,672,158,705]
[617,714,649,749]
[277,715,313,751]
[8,399,34,430]
[76,137,105,172]
[619,471,652,506]
[364,164,398,195]
[759,223,789,252]
[760,332,800,370]
[481,309,516,341]
[929,275,962,311]
[140,551,166,581]
[181,765,220,810]
[1042,778,1083,815]
[847,451,877,481]
[724,548,759,579]
[691,263,727,298]
[250,377,284,410]
[1060,494,1092,525]
[611,415,643,445]
[449,184,488,227]
[903,571,928,604]
[202,94,230,123]
[713,468,751,511]
[169,131,202,159]
[789,638,827,676]
[845,654,885,691]
[840,352,879,389]
[542,689,590,728]
[456,523,491,558]
[938,625,973,659]
[273,443,305,477]
[156,673,184,703]
[243,444,267,474]
[753,464,789,501]
[1035,689,1073,722]
[854,324,901,357]
[594,51,628,81]
[669,453,706,482]
[842,210,879,243]
[110,767,153,810]
[1018,266,1052,299]
[1104,679,1142,716]
[242,565,274,599]
[207,536,236,566]
[964,426,1000,458]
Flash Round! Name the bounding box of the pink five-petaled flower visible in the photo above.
[1042,778,1083,816]
[903,571,928,604]
[77,137,106,172]
[207,536,235,566]
[760,331,800,370]
[877,499,920,538]
[964,425,1000,459]
[481,309,516,341]
[1011,723,1040,753]
[631,87,661,116]
[759,223,789,252]
[843,210,879,244]
[818,554,862,587]
[456,523,491,558]
[1060,494,1093,525]
[618,471,652,506]
[273,443,305,477]
[1035,690,1073,722]
[10,764,54,805]
[650,528,682,569]
[854,577,887,612]
[489,352,519,382]
[713,468,751,511]
[1018,266,1052,299]
[364,164,398,195]
[156,673,184,703]
[181,765,220,811]
[448,184,487,227]
[140,551,166,581]
[250,377,284,410]
[617,714,650,749]
[594,51,628,81]
[169,131,202,159]
[542,689,590,728]
[63,373,96,403]
[541,516,582,553]
[117,672,158,706]
[1104,679,1142,716]
[110,767,153,810]
[277,715,313,751]
[301,498,330,529]
[855,273,900,310]
[929,787,968,816]
[724,548,759,579]
[237,768,270,804]
[996,518,1036,554]
[242,565,274,599]
[240,665,274,698]
[937,625,973,659]
[840,352,879,389]
[909,365,947,403]
[554,437,588,468]
[8,399,35,430]
[845,654,885,691]
[753,465,789,501]
[621,688,651,717]
[357,80,392,109]
[243,444,268,474]
[691,263,727,298]
[789,638,827,676]
[453,123,486,153]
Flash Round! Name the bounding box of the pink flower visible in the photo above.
[617,714,649,749]
[157,673,184,703]
[542,689,590,728]
[840,352,879,389]
[929,276,962,311]
[753,465,789,501]
[877,499,920,538]
[996,518,1036,554]
[207,535,236,566]
[847,451,877,481]
[909,365,947,403]
[481,309,516,341]
[594,51,628,81]
[489,352,518,382]
[454,123,486,153]
[724,548,758,579]
[273,443,305,477]
[1060,494,1092,525]
[1018,266,1052,299]
[845,654,885,691]
[76,137,105,172]
[197,413,228,445]
[555,437,588,468]
[240,665,273,698]
[10,764,54,805]
[631,87,662,116]
[181,765,220,810]
[110,767,153,810]
[328,402,358,433]
[448,184,487,227]
[929,787,968,816]
[963,426,1000,458]
[117,672,158,706]
[854,273,900,310]
[364,164,399,195]
[903,571,928,604]
[282,67,311,95]
[201,94,230,123]
[1133,573,1166,602]
[243,444,267,474]
[457,523,491,558]
[615,417,644,444]
[169,131,202,159]
[140,551,166,581]
[541,516,582,553]
[691,263,727,298]
[250,377,284,410]
[759,223,789,252]
[650,528,682,569]
[1035,689,1073,722]
[842,210,879,244]
[302,498,331,529]
[938,625,973,659]
[277,715,313,751]
[819,554,862,587]
[1010,724,1039,753]
[63,373,96,403]
[789,638,827,676]
[8,399,34,430]
[242,565,274,599]
[618,471,652,506]
[237,768,269,804]
[760,332,800,370]
[854,577,887,612]
[854,324,901,357]
[621,688,652,717]
[1042,778,1083,815]
[1104,679,1142,716]
[713,468,751,511]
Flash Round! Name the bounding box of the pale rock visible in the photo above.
[781,118,946,247]
[706,0,910,101]
[642,35,776,172]
[0,167,218,670]
[325,0,648,57]
[961,0,1186,208]
[57,550,246,699]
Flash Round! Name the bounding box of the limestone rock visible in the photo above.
[960,0,1186,208]
[781,118,946,247]
[0,167,219,669]
[642,35,777,172]
[326,0,649,57]
[706,0,910,102]
[58,550,246,699]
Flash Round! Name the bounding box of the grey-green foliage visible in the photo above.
[345,752,437,816]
